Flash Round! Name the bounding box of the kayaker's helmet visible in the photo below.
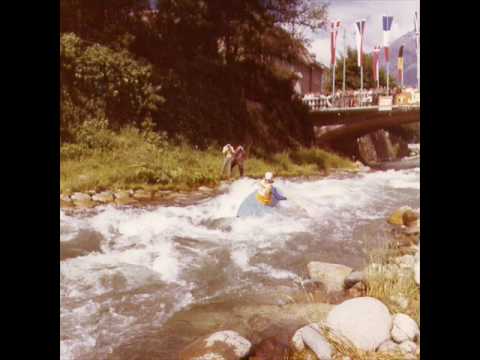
[264,172,274,183]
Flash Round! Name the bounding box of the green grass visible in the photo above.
[60,127,356,194]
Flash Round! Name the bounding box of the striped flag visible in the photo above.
[354,19,366,67]
[382,15,394,62]
[330,20,341,66]
[372,46,381,82]
[397,45,404,83]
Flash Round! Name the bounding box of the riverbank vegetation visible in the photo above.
[61,126,355,193]
[61,1,330,152]
[366,245,420,324]
[60,1,356,192]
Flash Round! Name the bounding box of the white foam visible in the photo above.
[60,169,419,359]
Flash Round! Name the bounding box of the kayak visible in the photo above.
[237,187,287,218]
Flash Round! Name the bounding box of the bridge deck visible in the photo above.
[312,104,420,113]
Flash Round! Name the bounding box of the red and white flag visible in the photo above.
[372,46,381,82]
[330,20,341,66]
[382,15,394,62]
[354,19,366,67]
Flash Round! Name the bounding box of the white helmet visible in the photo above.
[264,172,274,182]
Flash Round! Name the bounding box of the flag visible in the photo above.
[382,15,393,62]
[354,19,366,67]
[330,20,341,66]
[372,46,381,82]
[397,45,404,82]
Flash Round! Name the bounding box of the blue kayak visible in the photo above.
[237,187,287,218]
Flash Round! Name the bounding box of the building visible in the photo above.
[276,47,326,96]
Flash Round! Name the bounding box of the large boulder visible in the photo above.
[291,323,332,360]
[179,330,251,360]
[326,297,392,351]
[307,262,353,293]
[391,314,419,343]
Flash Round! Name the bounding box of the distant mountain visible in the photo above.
[378,31,419,88]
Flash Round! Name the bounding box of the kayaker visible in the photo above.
[256,172,286,206]
[221,144,235,178]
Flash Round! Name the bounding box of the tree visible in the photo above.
[60,1,330,150]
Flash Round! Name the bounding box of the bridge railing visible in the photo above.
[303,91,419,111]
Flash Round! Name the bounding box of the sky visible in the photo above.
[308,0,420,65]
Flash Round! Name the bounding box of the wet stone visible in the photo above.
[60,194,72,202]
[71,192,91,202]
[133,189,152,200]
[92,191,114,203]
[73,199,97,209]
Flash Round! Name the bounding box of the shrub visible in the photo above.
[60,33,164,140]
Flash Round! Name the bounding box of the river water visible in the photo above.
[60,166,420,359]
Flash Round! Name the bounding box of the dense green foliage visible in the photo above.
[60,0,329,151]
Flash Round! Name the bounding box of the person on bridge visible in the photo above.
[256,172,286,206]
[231,145,246,177]
[221,144,235,178]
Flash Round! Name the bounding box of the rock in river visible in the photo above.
[179,330,251,360]
[388,206,412,226]
[326,297,392,352]
[377,340,401,353]
[73,198,96,209]
[307,262,353,293]
[133,189,152,200]
[399,340,417,355]
[291,323,332,360]
[391,313,419,343]
[92,191,114,203]
[70,192,91,202]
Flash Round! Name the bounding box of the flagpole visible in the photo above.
[332,63,336,102]
[401,66,404,89]
[386,62,390,95]
[417,33,420,91]
[376,49,380,89]
[360,65,363,105]
[342,29,346,93]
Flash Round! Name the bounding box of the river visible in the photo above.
[60,166,420,359]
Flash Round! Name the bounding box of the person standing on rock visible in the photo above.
[221,144,235,178]
[231,145,246,177]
